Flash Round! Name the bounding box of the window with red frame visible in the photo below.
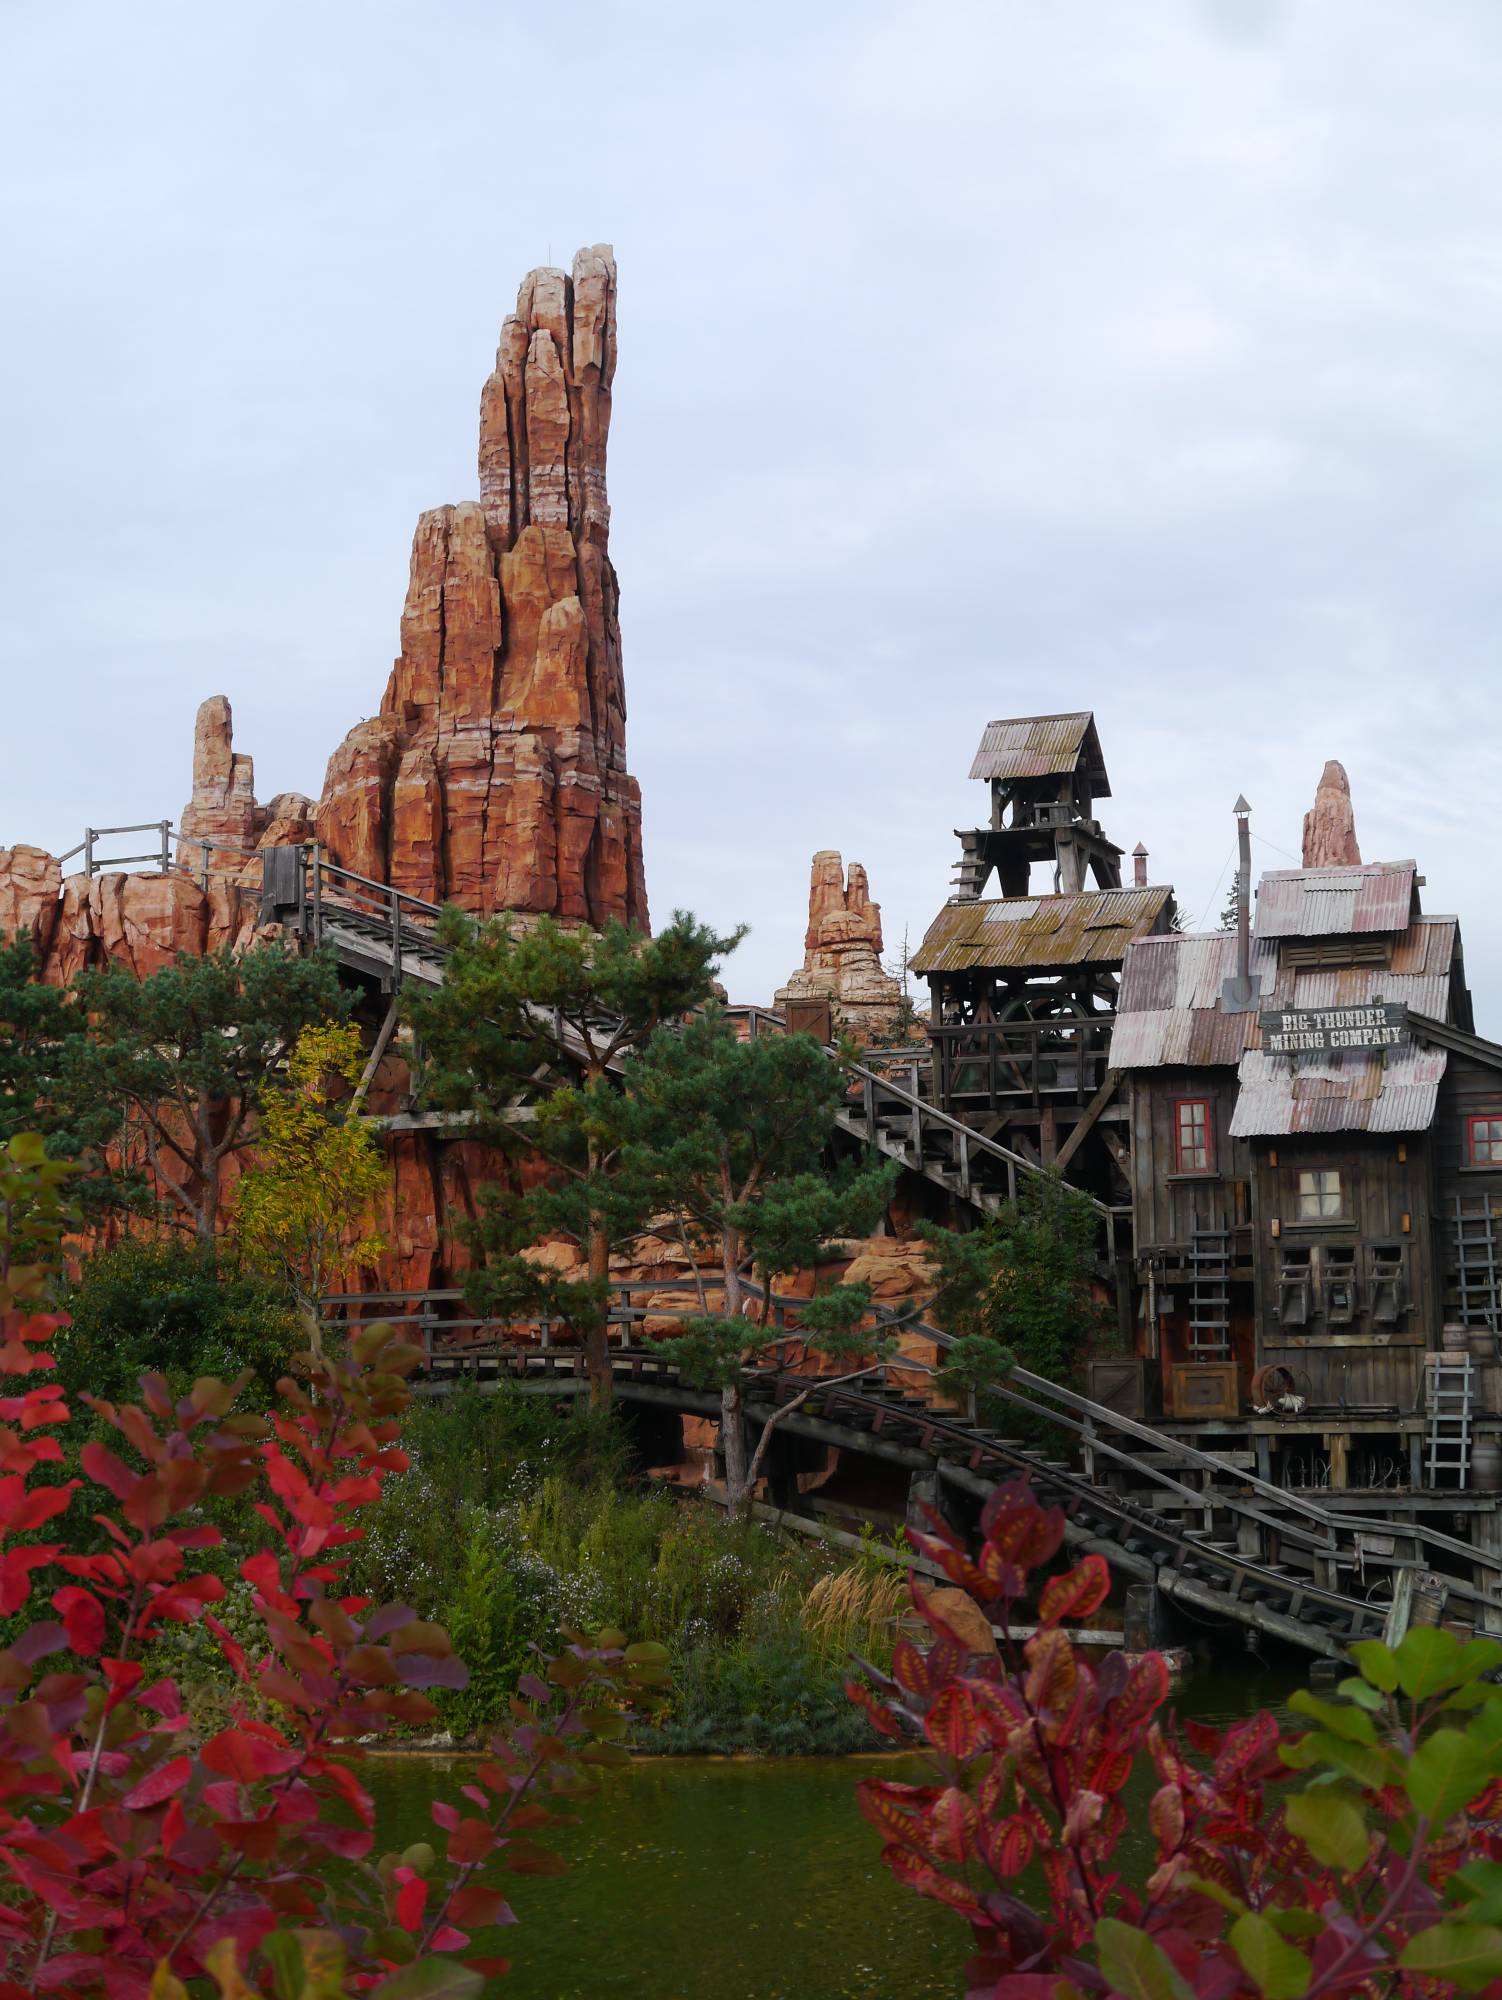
[1174,1098,1212,1173]
[1469,1116,1502,1166]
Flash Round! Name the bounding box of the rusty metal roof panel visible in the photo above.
[912,885,1169,975]
[1392,917,1457,976]
[1229,1043,1446,1138]
[967,712,1110,794]
[1253,862,1418,940]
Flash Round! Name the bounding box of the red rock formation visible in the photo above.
[0,847,62,957]
[313,244,647,929]
[1302,760,1362,869]
[775,851,908,1042]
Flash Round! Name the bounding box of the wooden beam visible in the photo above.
[349,996,401,1114]
[1053,1071,1120,1174]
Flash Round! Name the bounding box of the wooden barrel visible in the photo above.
[1443,1322,1471,1352]
[1470,1328,1497,1364]
[1473,1440,1502,1493]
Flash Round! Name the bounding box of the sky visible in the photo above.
[5,1,1502,1023]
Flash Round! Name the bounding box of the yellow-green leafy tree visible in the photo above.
[235,1021,389,1353]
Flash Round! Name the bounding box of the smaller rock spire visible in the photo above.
[1302,760,1362,869]
[779,851,906,1043]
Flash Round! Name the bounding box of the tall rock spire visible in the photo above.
[313,244,647,929]
[1301,760,1362,870]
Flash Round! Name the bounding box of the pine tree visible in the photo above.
[69,942,347,1247]
[625,1008,897,1515]
[0,934,139,1218]
[404,909,743,1408]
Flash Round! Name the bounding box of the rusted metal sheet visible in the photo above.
[967,712,1110,794]
[1229,1044,1447,1138]
[912,885,1170,976]
[1112,914,1457,1079]
[1253,861,1417,940]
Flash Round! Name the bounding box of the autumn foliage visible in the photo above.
[0,1135,666,1998]
[851,1476,1502,1998]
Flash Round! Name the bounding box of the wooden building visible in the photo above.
[1110,851,1502,1498]
[911,712,1173,1203]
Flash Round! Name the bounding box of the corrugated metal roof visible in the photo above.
[1109,917,1459,1082]
[1229,1044,1448,1138]
[968,713,1110,795]
[911,885,1170,975]
[1253,861,1417,940]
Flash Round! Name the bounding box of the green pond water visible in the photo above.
[368,1660,1309,2000]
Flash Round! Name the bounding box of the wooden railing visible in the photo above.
[929,1016,1116,1111]
[57,822,261,888]
[320,1277,1502,1640]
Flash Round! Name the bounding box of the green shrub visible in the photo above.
[55,1237,296,1407]
[437,1523,533,1739]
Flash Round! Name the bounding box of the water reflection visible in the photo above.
[366,1659,1308,2000]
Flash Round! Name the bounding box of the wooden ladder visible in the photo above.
[1426,1353,1475,1489]
[1187,1222,1232,1360]
[1454,1193,1501,1331]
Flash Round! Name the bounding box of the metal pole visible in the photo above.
[83,828,94,879]
[390,883,402,984]
[159,821,171,873]
[309,844,321,947]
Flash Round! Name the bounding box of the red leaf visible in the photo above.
[431,1800,460,1830]
[101,1658,144,1711]
[1037,1554,1111,1628]
[395,1872,428,1931]
[448,1817,497,1866]
[924,1686,981,1760]
[121,1755,192,1810]
[451,1883,515,1928]
[201,1726,299,1783]
[78,1443,134,1504]
[50,1588,105,1656]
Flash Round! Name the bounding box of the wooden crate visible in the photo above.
[1087,1355,1150,1420]
[1168,1361,1239,1421]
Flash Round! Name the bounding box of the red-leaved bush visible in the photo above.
[851,1476,1502,1998]
[0,1136,666,1999]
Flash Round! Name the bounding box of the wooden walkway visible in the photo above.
[259,845,1108,1233]
[323,1281,1502,1660]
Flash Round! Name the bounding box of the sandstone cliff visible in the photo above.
[774,851,908,1043]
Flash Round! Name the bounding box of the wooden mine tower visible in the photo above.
[911,712,1173,1206]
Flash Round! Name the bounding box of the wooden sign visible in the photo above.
[1260,1001,1408,1055]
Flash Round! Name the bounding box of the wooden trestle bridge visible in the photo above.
[72,832,1502,1658]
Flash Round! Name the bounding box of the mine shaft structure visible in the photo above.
[911,712,1172,1213]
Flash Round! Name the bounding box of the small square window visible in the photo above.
[1470,1117,1502,1166]
[1174,1098,1211,1173]
[1298,1169,1343,1220]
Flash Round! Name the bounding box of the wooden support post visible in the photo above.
[350,997,401,1116]
[1053,1072,1120,1174]
[1040,1106,1057,1165]
[1383,1564,1415,1648]
[1327,1431,1349,1491]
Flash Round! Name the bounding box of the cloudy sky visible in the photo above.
[6,1,1502,1022]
